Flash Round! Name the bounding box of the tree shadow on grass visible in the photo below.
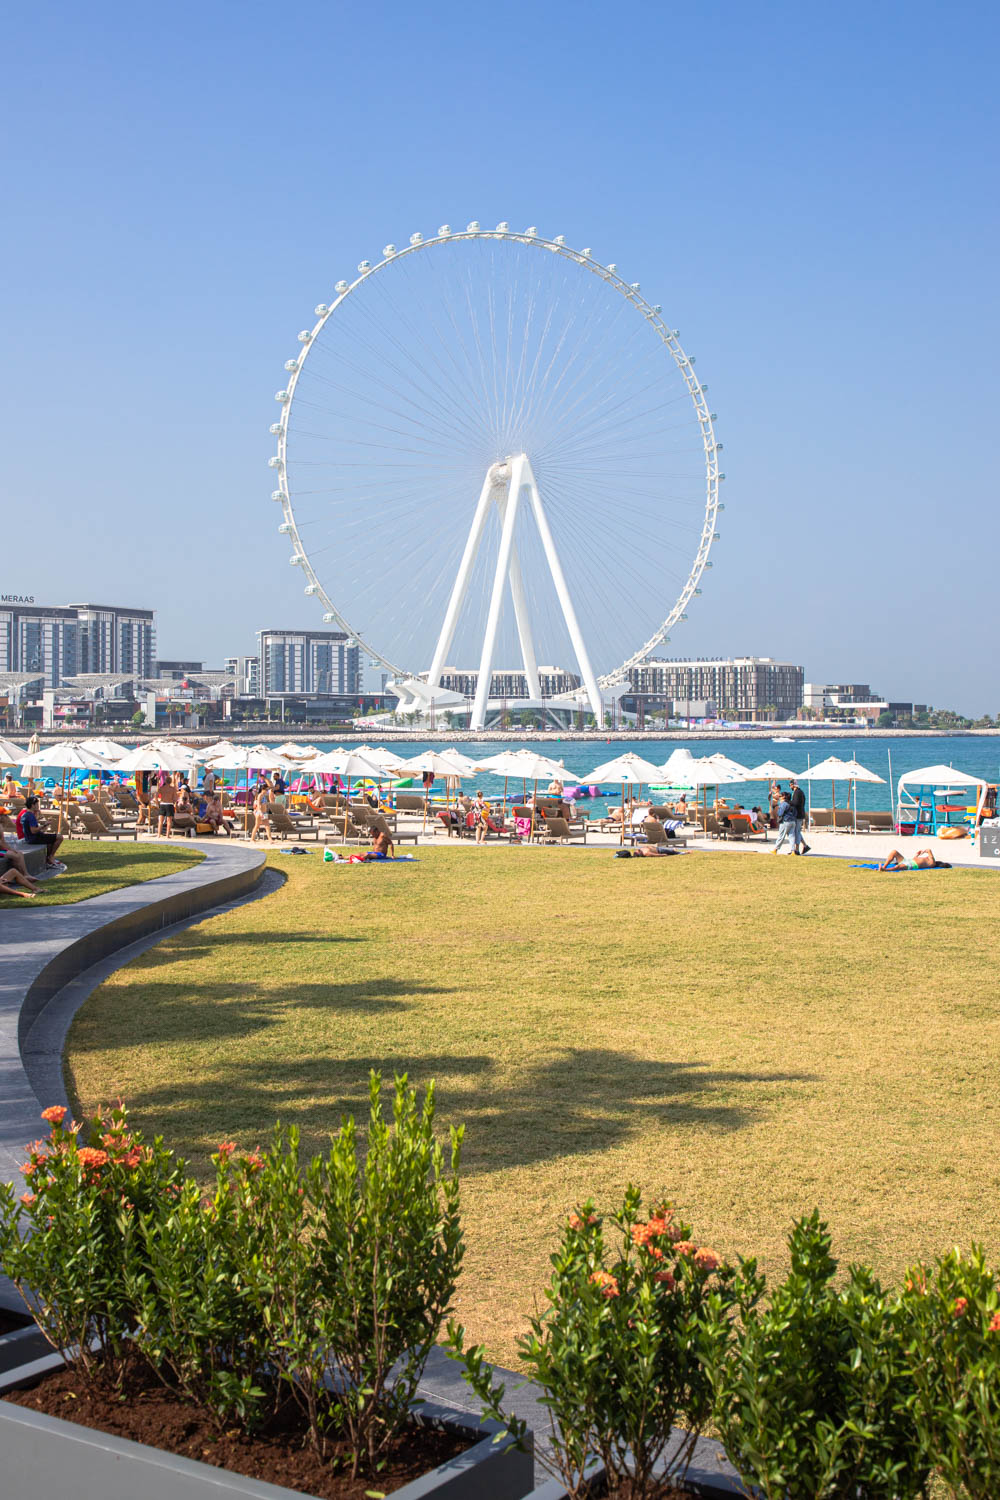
[118,1046,815,1173]
[70,978,454,1052]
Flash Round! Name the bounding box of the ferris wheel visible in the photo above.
[268,222,724,728]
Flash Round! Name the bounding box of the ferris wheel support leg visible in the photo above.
[471,456,525,731]
[506,538,542,702]
[426,471,495,691]
[522,458,604,724]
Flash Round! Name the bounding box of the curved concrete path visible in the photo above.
[0,843,267,1204]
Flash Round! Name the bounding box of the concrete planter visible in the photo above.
[0,1349,535,1500]
[523,1443,745,1498]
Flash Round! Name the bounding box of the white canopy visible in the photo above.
[116,742,197,773]
[477,748,566,781]
[795,756,863,782]
[434,748,486,777]
[0,737,26,768]
[397,750,472,776]
[83,737,127,762]
[20,741,120,773]
[205,746,294,772]
[583,752,664,785]
[307,749,387,779]
[747,760,796,780]
[897,764,987,789]
[700,753,754,782]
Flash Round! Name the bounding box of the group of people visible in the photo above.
[134,767,294,840]
[0,794,68,898]
[772,779,810,856]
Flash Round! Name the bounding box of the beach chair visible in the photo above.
[394,793,426,814]
[809,809,832,829]
[369,811,418,844]
[67,804,137,841]
[320,818,371,846]
[269,807,321,841]
[540,815,587,845]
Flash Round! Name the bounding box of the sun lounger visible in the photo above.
[66,805,137,841]
[269,807,321,841]
[538,816,587,844]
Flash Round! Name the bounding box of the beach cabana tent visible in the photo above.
[896,765,987,836]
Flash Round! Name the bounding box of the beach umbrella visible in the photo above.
[747,760,796,780]
[583,752,664,845]
[795,756,883,831]
[0,737,26,768]
[19,741,121,833]
[309,748,393,837]
[397,750,474,830]
[82,737,126,762]
[700,753,754,782]
[273,741,320,758]
[116,743,197,773]
[435,748,484,777]
[498,750,573,841]
[198,739,240,761]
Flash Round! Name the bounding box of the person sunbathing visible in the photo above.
[0,864,38,897]
[879,848,950,871]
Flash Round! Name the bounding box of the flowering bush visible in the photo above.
[0,1103,183,1385]
[703,1210,930,1500]
[450,1185,733,1496]
[901,1245,1000,1499]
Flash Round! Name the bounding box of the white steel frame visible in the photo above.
[269,223,724,700]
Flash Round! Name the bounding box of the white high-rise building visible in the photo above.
[257,629,361,697]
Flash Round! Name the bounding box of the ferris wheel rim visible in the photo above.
[269,224,723,687]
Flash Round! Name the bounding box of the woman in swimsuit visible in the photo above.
[879,848,940,871]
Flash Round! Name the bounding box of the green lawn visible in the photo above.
[1,841,204,906]
[66,845,1000,1363]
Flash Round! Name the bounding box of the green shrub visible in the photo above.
[451,1186,732,1496]
[902,1245,1000,1498]
[123,1160,273,1430]
[704,1210,929,1500]
[228,1073,464,1477]
[0,1104,184,1385]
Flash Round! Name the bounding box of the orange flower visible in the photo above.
[76,1148,109,1169]
[20,1192,36,1206]
[654,1270,676,1289]
[673,1241,697,1258]
[694,1248,720,1272]
[954,1297,969,1317]
[21,1161,37,1177]
[41,1106,66,1126]
[988,1312,1000,1333]
[217,1141,237,1159]
[589,1270,619,1298]
[568,1213,583,1230]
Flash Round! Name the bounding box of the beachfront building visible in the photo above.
[435,665,582,700]
[628,657,804,721]
[0,602,80,690]
[70,602,156,681]
[801,683,925,723]
[258,628,361,698]
[224,654,261,698]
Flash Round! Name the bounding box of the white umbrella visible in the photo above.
[19,741,121,833]
[433,748,484,777]
[273,741,320,758]
[747,760,796,780]
[205,747,293,771]
[81,737,126,762]
[198,739,240,760]
[795,755,884,832]
[116,743,197,773]
[700,753,754,782]
[584,753,665,845]
[0,737,26,768]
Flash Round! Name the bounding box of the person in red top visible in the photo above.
[16,796,65,868]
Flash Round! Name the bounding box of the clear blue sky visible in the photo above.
[4,1,998,711]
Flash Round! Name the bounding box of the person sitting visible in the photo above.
[1,835,41,891]
[370,828,394,859]
[203,791,233,836]
[15,797,64,869]
[879,848,951,871]
[2,771,20,803]
[0,863,38,897]
[172,788,197,838]
[546,777,564,796]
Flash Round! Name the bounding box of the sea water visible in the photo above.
[307,735,1000,814]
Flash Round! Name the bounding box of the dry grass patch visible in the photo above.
[66,846,1000,1363]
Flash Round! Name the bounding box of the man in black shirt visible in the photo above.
[788,778,810,855]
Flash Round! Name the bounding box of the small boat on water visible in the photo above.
[772,736,795,743]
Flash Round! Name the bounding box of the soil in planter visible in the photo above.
[4,1354,474,1500]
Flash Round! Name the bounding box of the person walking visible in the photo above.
[772,791,795,854]
[788,777,810,855]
